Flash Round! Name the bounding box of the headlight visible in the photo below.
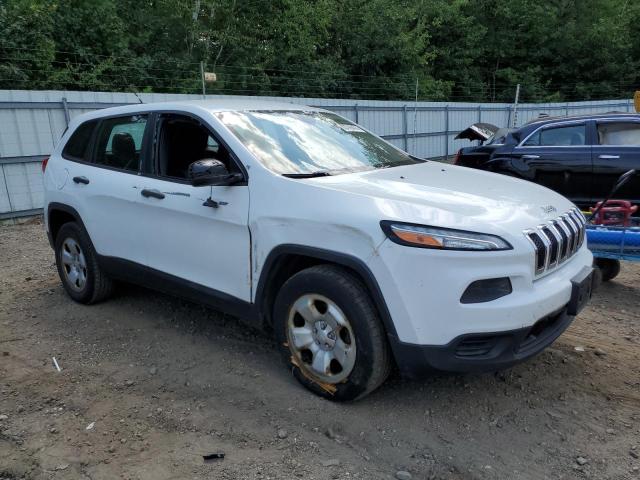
[380,221,512,251]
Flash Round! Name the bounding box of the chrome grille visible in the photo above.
[525,208,586,276]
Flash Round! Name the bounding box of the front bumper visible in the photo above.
[368,239,593,346]
[389,305,574,378]
[366,237,594,377]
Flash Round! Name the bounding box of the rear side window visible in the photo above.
[598,122,640,145]
[524,124,586,146]
[62,120,98,161]
[94,115,148,172]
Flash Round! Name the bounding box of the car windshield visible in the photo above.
[215,110,422,175]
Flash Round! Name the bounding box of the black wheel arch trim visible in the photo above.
[46,202,87,248]
[254,244,400,342]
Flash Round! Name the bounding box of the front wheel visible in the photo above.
[273,265,392,401]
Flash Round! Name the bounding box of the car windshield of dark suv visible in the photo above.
[216,110,422,176]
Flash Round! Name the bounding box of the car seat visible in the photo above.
[112,132,137,170]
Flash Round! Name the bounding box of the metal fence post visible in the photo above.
[354,103,359,124]
[506,105,512,130]
[200,61,206,98]
[402,104,408,152]
[565,102,569,117]
[61,97,70,126]
[1,166,14,214]
[477,104,482,123]
[444,105,449,160]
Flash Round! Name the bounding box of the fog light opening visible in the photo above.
[460,277,512,304]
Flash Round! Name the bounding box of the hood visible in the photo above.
[455,122,499,141]
[308,162,575,235]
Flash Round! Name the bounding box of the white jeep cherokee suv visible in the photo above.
[44,100,594,400]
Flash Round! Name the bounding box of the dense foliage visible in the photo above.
[1,0,639,101]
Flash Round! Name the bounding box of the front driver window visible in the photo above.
[156,114,232,180]
[525,124,586,146]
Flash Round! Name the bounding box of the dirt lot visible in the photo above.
[0,221,639,480]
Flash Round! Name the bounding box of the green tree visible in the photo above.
[0,0,638,101]
[0,0,56,89]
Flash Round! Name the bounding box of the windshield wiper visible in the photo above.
[282,171,333,178]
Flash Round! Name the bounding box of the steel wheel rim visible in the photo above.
[286,293,356,384]
[60,237,87,292]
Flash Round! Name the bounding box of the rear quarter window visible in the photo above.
[598,122,640,145]
[62,120,98,161]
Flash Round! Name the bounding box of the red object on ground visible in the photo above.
[590,200,638,226]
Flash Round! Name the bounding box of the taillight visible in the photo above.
[42,157,49,173]
[453,149,462,165]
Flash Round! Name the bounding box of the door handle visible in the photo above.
[598,154,620,159]
[72,176,90,185]
[141,189,165,200]
[522,154,540,159]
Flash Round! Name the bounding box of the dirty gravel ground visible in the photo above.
[0,221,639,480]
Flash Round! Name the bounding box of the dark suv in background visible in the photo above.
[454,113,640,210]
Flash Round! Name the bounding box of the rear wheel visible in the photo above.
[273,265,391,401]
[594,258,621,282]
[54,222,114,304]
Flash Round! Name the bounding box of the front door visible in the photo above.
[134,113,251,302]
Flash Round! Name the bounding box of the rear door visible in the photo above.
[62,113,151,264]
[592,119,640,203]
[509,122,592,205]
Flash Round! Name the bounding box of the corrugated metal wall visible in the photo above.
[0,89,634,219]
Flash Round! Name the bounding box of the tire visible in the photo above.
[594,258,621,282]
[54,222,114,304]
[273,264,392,401]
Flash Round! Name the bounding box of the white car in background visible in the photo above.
[43,100,594,400]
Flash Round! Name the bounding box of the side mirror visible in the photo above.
[188,159,243,186]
